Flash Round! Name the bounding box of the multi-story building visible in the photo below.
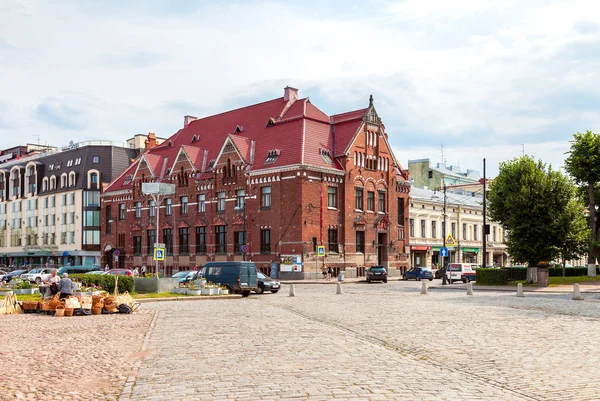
[101,87,411,278]
[0,140,139,267]
[409,158,482,189]
[408,186,509,268]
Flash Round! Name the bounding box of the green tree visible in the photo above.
[557,198,589,278]
[487,156,575,283]
[564,130,600,277]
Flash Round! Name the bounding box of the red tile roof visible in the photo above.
[104,91,372,193]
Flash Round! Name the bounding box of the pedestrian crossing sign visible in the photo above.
[317,246,325,257]
[445,234,457,247]
[154,248,165,261]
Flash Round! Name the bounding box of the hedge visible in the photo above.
[70,274,134,293]
[476,268,509,285]
[501,266,600,281]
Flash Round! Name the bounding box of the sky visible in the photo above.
[1,0,599,178]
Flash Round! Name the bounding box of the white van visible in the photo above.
[446,263,477,283]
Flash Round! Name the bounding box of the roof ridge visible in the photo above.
[188,97,285,125]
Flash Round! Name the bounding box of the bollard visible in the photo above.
[336,282,343,295]
[516,283,524,297]
[572,283,584,301]
[420,282,428,295]
[466,282,474,296]
[289,284,296,297]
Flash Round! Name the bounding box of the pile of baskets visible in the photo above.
[16,291,139,317]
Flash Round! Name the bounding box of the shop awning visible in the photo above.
[462,247,479,253]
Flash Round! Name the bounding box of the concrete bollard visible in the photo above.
[517,283,524,297]
[572,283,584,301]
[336,282,343,295]
[289,284,296,297]
[466,282,474,296]
[421,282,428,295]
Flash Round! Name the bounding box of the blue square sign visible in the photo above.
[439,247,449,257]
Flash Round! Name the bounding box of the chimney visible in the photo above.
[184,115,198,128]
[283,86,299,102]
[144,132,157,151]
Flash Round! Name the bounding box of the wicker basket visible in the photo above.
[41,302,52,311]
[92,295,104,306]
[91,307,102,315]
[55,305,65,317]
[21,301,39,311]
[64,307,74,317]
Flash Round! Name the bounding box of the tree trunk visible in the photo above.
[562,259,566,279]
[588,182,597,277]
[526,266,537,284]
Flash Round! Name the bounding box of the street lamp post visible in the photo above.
[108,218,117,268]
[432,179,448,285]
[142,183,175,279]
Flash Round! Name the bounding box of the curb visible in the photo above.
[429,285,600,294]
[135,294,243,303]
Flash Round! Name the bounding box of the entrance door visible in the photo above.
[377,233,387,266]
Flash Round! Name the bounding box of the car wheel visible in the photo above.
[241,290,251,297]
[35,277,42,285]
[402,275,407,281]
[383,279,387,283]
[416,276,421,281]
[463,278,469,283]
[226,285,235,294]
[366,278,370,283]
[255,286,264,294]
[271,290,279,293]
[428,278,433,281]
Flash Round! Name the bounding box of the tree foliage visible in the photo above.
[487,156,580,267]
[564,130,600,265]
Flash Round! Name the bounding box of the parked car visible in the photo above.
[447,263,477,283]
[87,271,106,275]
[180,271,198,284]
[255,271,280,294]
[20,268,53,284]
[366,266,388,283]
[2,269,27,283]
[0,269,8,281]
[198,262,258,297]
[403,267,434,281]
[104,269,133,276]
[57,265,101,276]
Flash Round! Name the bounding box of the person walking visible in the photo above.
[141,264,147,276]
[104,264,109,272]
[133,267,140,277]
[58,273,74,299]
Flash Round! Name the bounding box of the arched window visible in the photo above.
[42,178,48,192]
[353,152,357,166]
[61,174,67,188]
[50,176,56,190]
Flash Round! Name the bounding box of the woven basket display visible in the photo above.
[55,305,65,317]
[64,307,74,317]
[91,307,102,315]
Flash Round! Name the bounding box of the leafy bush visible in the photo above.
[70,274,134,293]
[548,267,600,277]
[501,267,527,281]
[476,269,509,285]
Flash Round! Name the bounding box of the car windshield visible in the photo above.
[27,269,42,274]
[371,267,385,271]
[172,271,190,278]
[448,264,462,271]
[257,272,267,279]
[421,269,432,272]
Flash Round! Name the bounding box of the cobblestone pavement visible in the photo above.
[124,282,600,401]
[0,310,153,401]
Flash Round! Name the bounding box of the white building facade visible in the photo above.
[408,186,509,268]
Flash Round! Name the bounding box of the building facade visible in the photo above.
[101,87,411,278]
[409,158,482,189]
[408,186,509,268]
[0,141,138,267]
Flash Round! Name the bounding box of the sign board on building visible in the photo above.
[280,255,302,272]
[317,246,325,257]
[154,248,165,261]
[0,153,14,163]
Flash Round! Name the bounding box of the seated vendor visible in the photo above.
[42,269,60,297]
[58,273,74,300]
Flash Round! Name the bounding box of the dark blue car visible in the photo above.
[403,267,434,281]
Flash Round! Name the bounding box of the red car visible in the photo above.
[104,269,133,276]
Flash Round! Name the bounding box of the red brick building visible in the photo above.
[101,87,410,278]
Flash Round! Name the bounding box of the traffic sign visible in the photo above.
[154,248,165,261]
[317,246,325,257]
[241,244,248,253]
[439,247,449,257]
[113,249,120,257]
[445,234,457,246]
